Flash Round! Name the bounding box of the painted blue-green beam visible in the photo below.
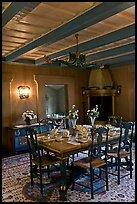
[48,24,135,60]
[94,53,135,66]
[2,2,40,27]
[86,43,135,61]
[13,26,135,66]
[3,2,27,27]
[4,2,134,62]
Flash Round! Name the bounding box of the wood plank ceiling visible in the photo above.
[2,2,135,68]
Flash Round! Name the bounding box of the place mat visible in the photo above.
[39,138,55,142]
[67,141,81,145]
[76,139,88,143]
[37,135,46,138]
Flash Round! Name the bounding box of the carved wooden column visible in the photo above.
[112,94,115,116]
[2,72,13,147]
[2,72,13,126]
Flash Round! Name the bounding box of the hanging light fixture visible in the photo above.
[67,33,86,67]
[44,34,99,69]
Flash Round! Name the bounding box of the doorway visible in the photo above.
[45,84,67,117]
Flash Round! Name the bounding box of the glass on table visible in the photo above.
[47,133,51,139]
[68,134,76,142]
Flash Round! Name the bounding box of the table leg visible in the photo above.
[59,159,67,201]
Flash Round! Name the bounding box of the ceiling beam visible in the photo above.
[2,2,37,27]
[86,43,135,61]
[4,2,134,62]
[47,24,135,60]
[13,58,35,64]
[95,53,135,65]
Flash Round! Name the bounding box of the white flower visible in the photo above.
[67,104,79,120]
[22,110,37,121]
[87,105,99,118]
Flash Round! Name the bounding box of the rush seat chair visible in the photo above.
[71,126,109,199]
[107,121,134,185]
[25,127,60,195]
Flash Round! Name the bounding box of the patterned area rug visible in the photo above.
[2,144,135,202]
[22,181,59,202]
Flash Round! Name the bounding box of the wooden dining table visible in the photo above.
[37,127,125,201]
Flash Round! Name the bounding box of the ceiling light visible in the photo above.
[45,34,99,69]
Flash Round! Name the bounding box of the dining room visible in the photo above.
[2,2,135,202]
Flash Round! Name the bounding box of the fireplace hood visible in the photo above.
[88,66,113,89]
[83,65,118,97]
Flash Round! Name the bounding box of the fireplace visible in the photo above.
[90,96,112,121]
[82,66,118,122]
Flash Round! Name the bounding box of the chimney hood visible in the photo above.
[88,65,113,89]
[83,65,118,97]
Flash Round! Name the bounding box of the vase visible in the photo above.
[90,117,95,127]
[69,119,77,129]
[25,117,31,125]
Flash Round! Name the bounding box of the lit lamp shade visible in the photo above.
[18,86,30,99]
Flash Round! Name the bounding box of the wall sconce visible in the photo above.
[81,86,86,96]
[116,85,122,95]
[18,86,30,99]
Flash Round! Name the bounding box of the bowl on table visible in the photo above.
[55,133,64,141]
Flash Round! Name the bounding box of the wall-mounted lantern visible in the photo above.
[116,85,122,95]
[18,86,30,99]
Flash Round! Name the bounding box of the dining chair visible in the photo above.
[71,126,109,199]
[107,116,123,167]
[107,121,134,185]
[108,115,123,127]
[25,127,60,195]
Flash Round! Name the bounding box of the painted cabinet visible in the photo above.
[6,123,53,155]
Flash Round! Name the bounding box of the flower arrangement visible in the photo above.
[22,110,37,121]
[87,105,99,118]
[68,104,79,120]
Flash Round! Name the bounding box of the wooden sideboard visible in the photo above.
[6,123,53,155]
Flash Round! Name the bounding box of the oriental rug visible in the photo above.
[2,144,135,202]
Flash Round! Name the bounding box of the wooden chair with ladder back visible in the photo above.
[107,121,134,185]
[25,126,60,195]
[70,126,109,199]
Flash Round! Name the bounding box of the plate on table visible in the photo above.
[37,135,46,139]
[109,132,117,137]
[62,130,70,138]
[77,126,88,135]
[83,125,92,129]
[81,126,88,134]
